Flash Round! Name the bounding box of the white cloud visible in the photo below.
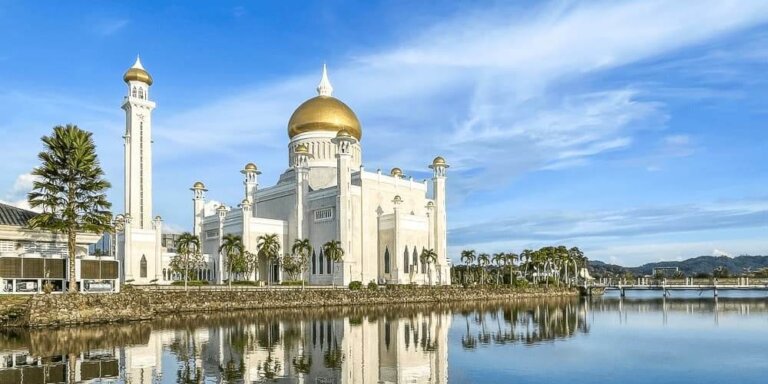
[712,249,732,257]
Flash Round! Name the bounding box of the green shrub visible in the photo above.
[171,280,209,286]
[232,280,261,286]
[367,280,378,290]
[280,280,304,286]
[512,279,529,289]
[348,281,363,290]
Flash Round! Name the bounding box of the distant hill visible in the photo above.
[589,255,768,277]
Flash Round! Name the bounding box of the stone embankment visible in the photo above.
[6,286,577,327]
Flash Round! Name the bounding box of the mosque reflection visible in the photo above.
[1,297,766,383]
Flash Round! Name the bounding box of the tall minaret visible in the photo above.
[430,156,450,285]
[122,55,156,230]
[120,56,161,285]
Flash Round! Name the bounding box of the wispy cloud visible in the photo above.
[92,18,129,36]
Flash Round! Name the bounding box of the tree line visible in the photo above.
[454,246,588,286]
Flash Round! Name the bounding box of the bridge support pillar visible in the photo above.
[714,287,718,297]
[620,288,625,298]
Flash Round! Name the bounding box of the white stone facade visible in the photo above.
[117,59,450,286]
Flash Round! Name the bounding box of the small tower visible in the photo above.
[191,181,207,240]
[429,156,449,285]
[241,163,260,214]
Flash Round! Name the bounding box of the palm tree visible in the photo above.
[420,248,438,286]
[492,253,506,285]
[174,232,201,291]
[520,249,533,281]
[323,240,344,288]
[506,252,519,285]
[291,238,312,289]
[257,233,281,286]
[460,249,476,285]
[219,234,244,289]
[27,125,112,293]
[477,253,490,285]
[568,247,585,283]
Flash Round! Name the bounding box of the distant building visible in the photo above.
[0,202,119,293]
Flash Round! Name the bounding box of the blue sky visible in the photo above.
[0,1,766,266]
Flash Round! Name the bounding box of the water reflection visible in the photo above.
[1,296,767,383]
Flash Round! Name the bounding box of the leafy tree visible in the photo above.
[420,248,438,285]
[27,125,112,293]
[291,238,312,288]
[219,234,245,288]
[323,240,344,288]
[257,233,281,286]
[172,232,203,291]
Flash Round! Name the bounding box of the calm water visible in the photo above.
[1,292,767,383]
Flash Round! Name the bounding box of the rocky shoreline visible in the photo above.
[3,286,577,328]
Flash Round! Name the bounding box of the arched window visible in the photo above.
[132,87,137,98]
[326,251,331,275]
[162,268,167,281]
[319,250,324,274]
[403,246,409,273]
[384,247,390,274]
[312,250,317,274]
[413,248,419,272]
[140,255,147,278]
[138,88,144,99]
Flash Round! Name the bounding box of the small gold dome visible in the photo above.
[432,156,447,166]
[390,167,403,177]
[288,96,361,140]
[192,181,206,189]
[244,163,258,171]
[123,56,153,85]
[336,129,353,139]
[124,68,153,85]
[241,198,250,205]
[295,143,309,154]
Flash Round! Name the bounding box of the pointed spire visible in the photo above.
[132,54,145,70]
[316,63,334,97]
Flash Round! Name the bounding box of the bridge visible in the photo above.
[581,277,768,298]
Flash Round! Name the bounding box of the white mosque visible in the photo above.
[116,57,450,286]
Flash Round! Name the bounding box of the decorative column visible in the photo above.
[153,215,162,282]
[429,156,449,285]
[191,182,207,240]
[239,199,253,281]
[392,195,403,284]
[216,204,227,284]
[123,214,133,282]
[425,201,435,285]
[332,130,356,286]
[293,144,312,240]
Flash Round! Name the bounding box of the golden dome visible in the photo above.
[192,181,206,189]
[123,56,153,85]
[288,96,361,140]
[390,167,403,177]
[432,156,447,167]
[244,163,258,171]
